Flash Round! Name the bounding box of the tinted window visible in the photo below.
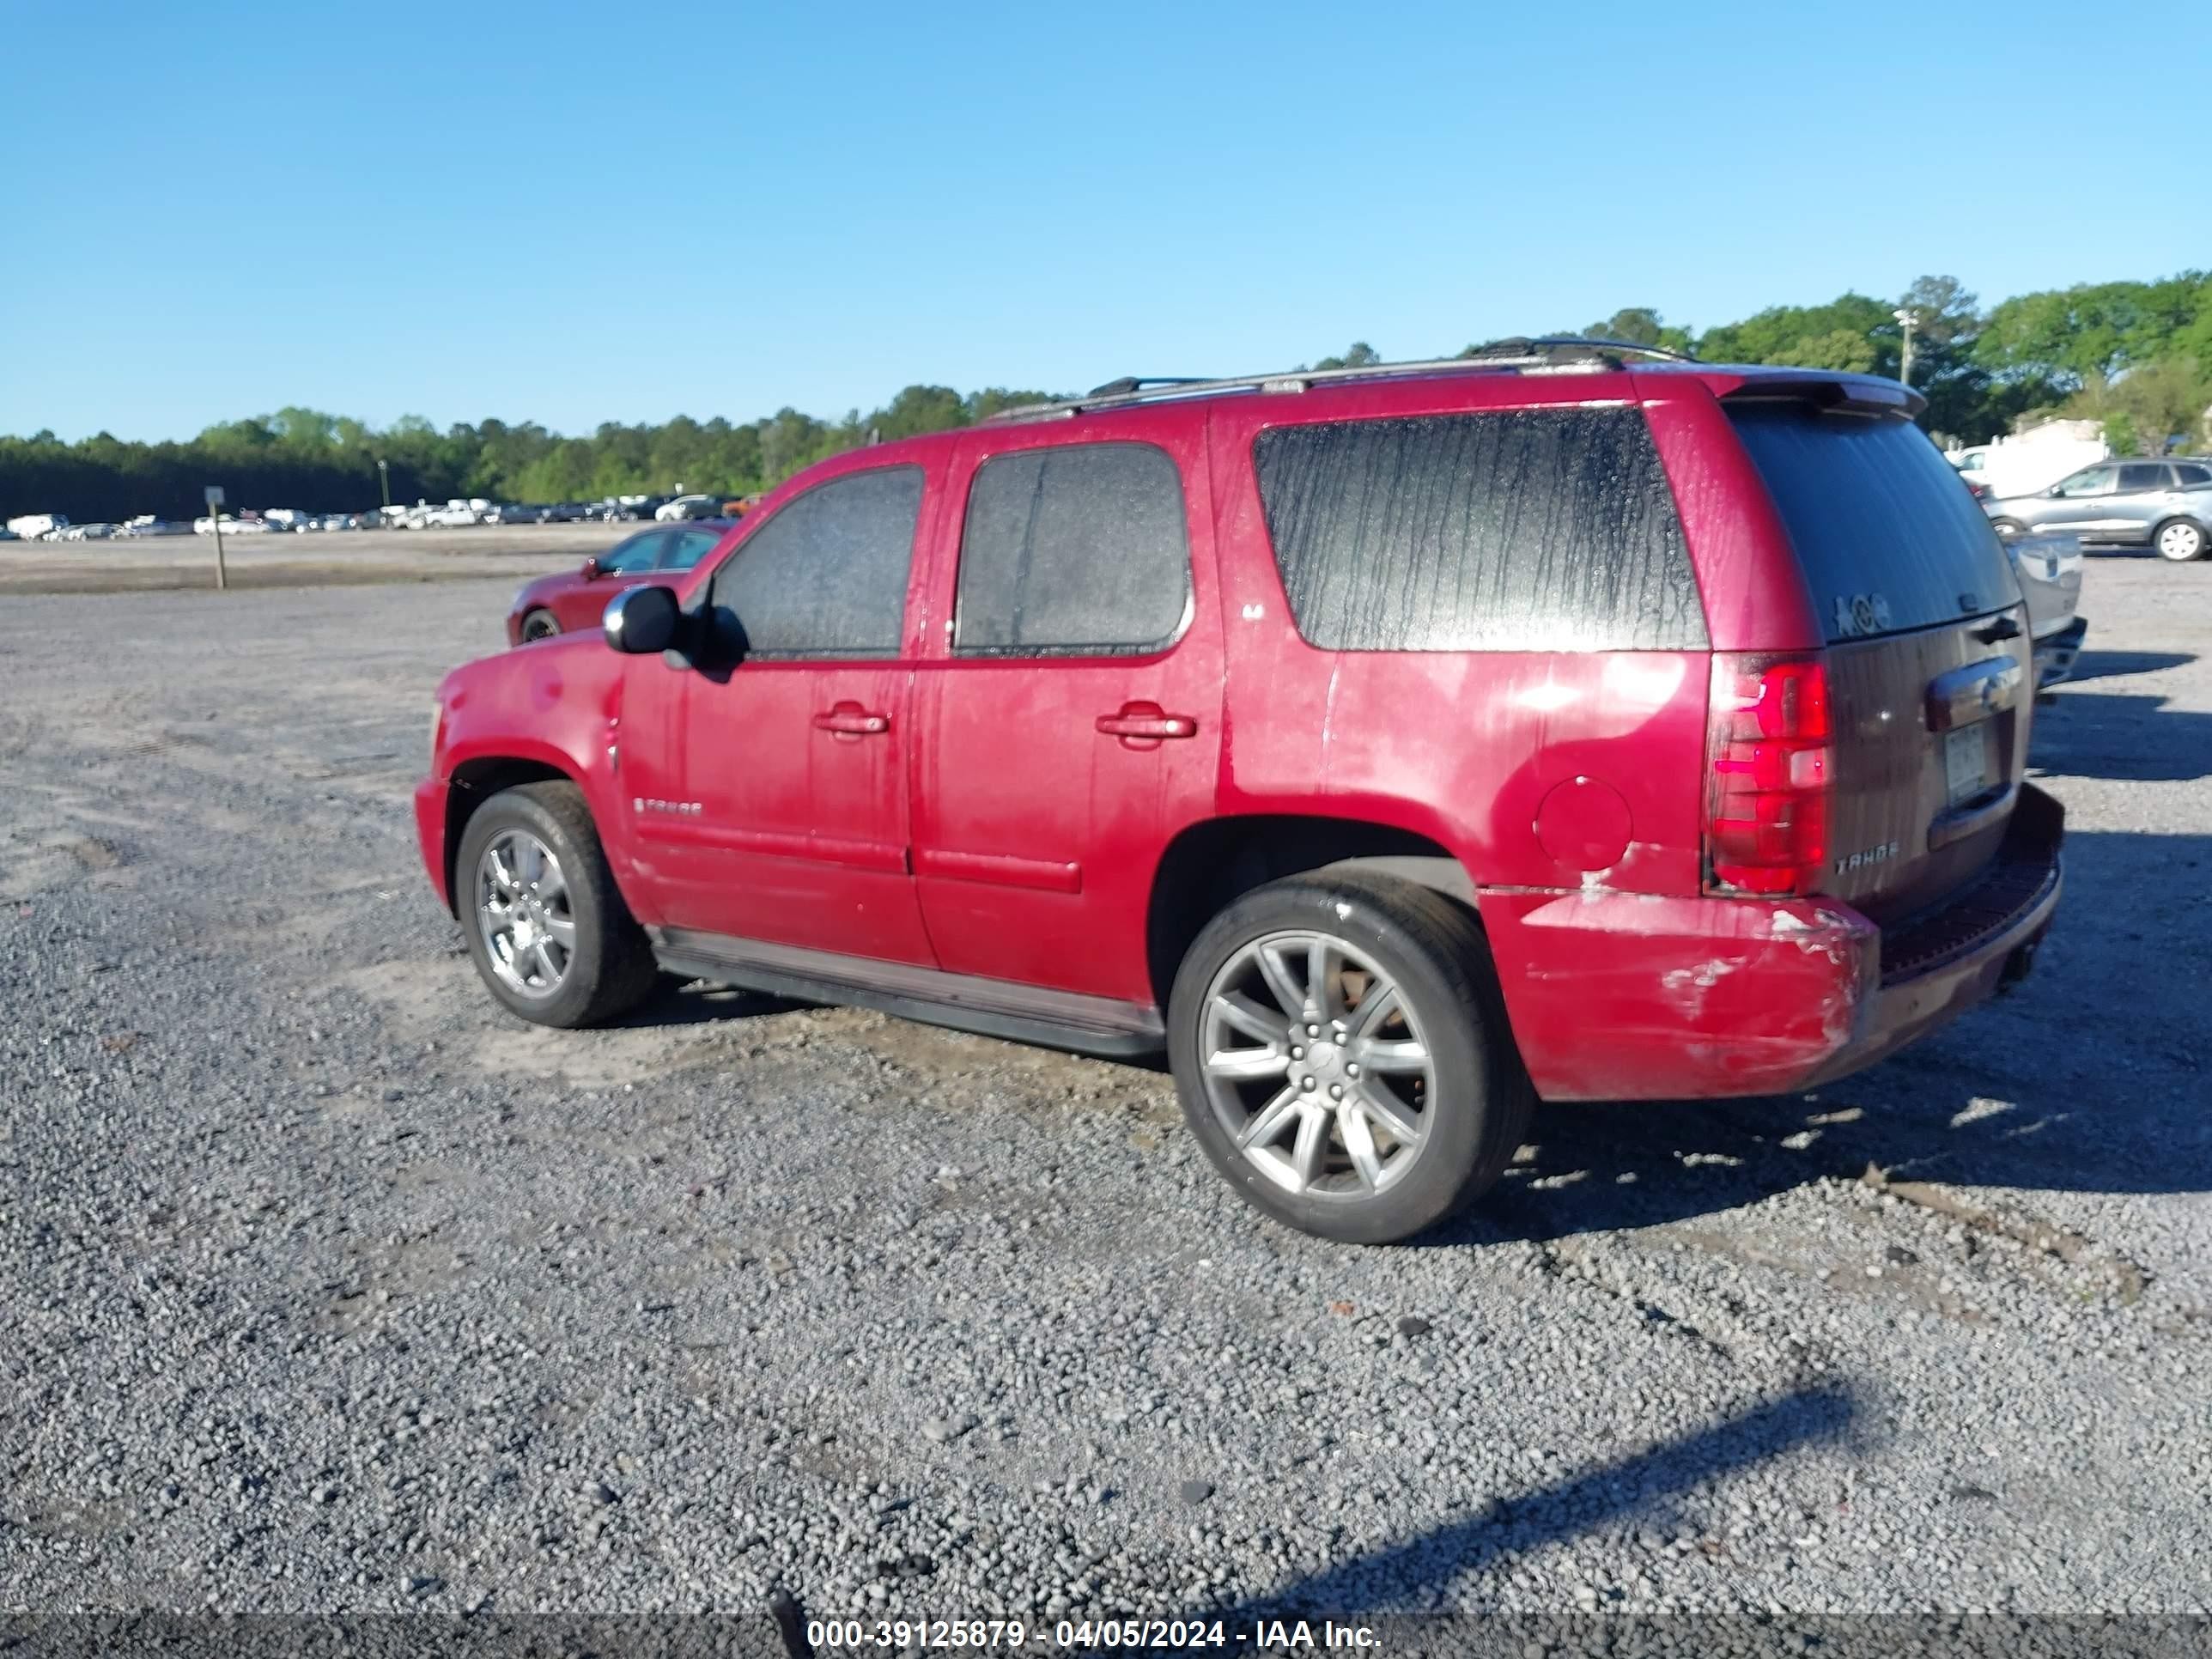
[2174,464,2212,488]
[955,442,1191,653]
[707,467,921,655]
[662,526,723,570]
[2118,463,2166,492]
[1728,408,2020,641]
[599,531,665,574]
[1252,408,1705,652]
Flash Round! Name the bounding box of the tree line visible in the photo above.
[7,270,2209,525]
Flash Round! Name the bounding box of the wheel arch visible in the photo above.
[441,756,580,915]
[1144,813,1480,1010]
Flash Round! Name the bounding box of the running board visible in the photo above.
[651,928,1167,1060]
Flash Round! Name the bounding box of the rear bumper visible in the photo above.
[1481,784,2064,1101]
[2033,615,2087,689]
[413,775,453,912]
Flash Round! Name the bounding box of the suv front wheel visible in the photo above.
[455,781,659,1028]
[1168,871,1533,1243]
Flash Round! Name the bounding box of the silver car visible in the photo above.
[1984,457,2212,562]
[2006,532,2087,690]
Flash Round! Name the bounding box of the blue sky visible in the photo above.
[6,0,2204,443]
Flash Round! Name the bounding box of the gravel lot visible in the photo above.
[3,557,2209,1633]
[0,522,627,594]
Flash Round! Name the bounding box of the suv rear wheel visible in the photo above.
[456,781,659,1028]
[2154,518,2207,562]
[1167,871,1532,1243]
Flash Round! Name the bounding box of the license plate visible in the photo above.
[1944,723,1990,805]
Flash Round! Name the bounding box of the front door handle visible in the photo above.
[1096,701,1197,744]
[814,702,890,738]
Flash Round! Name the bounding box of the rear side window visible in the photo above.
[955,442,1190,654]
[2118,462,2166,492]
[1728,408,2020,641]
[1251,408,1705,652]
[2176,463,2212,488]
[707,466,921,655]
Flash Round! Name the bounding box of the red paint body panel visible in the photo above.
[908,413,1225,1005]
[420,358,2059,1102]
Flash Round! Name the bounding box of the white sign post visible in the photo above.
[204,485,227,591]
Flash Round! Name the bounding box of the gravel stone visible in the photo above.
[0,568,2205,1620]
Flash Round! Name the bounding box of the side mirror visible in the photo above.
[604,583,680,655]
[580,555,603,580]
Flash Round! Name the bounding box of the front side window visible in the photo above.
[662,526,724,570]
[954,442,1191,654]
[1253,407,1705,652]
[2054,465,2118,498]
[599,531,665,574]
[706,466,921,655]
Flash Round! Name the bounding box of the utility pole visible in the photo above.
[1894,308,1917,386]
[376,458,391,512]
[204,484,228,592]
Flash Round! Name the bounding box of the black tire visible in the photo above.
[1990,517,2027,540]
[453,781,659,1029]
[2153,518,2207,562]
[1167,870,1534,1244]
[520,608,561,641]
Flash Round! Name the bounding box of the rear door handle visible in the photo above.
[814,703,890,737]
[1096,702,1197,743]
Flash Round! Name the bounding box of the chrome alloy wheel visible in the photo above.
[1197,931,1437,1200]
[476,829,574,998]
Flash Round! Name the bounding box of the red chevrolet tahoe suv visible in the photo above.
[416,343,2063,1243]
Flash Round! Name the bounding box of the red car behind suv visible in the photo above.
[506,522,730,645]
[418,343,2062,1243]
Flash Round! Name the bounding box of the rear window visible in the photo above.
[1252,408,1706,653]
[1728,407,2020,641]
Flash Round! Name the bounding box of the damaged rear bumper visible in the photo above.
[1480,784,2063,1101]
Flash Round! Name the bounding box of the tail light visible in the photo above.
[1705,653,1831,896]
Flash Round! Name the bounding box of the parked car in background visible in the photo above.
[419,347,2062,1243]
[7,514,68,540]
[654,494,723,521]
[1948,426,2109,501]
[2006,532,2087,689]
[504,522,730,644]
[1984,459,2212,561]
[422,499,491,528]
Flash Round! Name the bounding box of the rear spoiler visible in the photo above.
[1713,369,1926,421]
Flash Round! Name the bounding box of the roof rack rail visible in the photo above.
[986,338,1696,423]
[1464,334,1698,364]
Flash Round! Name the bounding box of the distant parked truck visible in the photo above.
[1948,420,2110,501]
[7,513,68,540]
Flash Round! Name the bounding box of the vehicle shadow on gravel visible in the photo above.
[2027,687,2212,782]
[1203,1384,1856,1620]
[1442,826,2212,1247]
[2062,649,2194,684]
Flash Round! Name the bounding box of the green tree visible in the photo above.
[1698,294,1899,375]
[1581,308,1694,353]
